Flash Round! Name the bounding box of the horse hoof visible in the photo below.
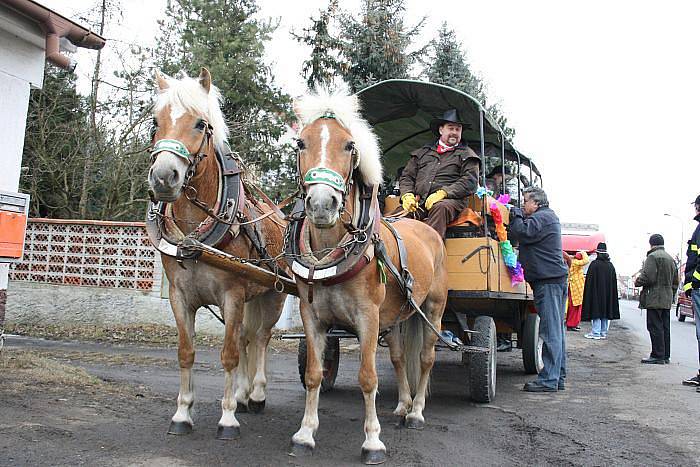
[361,448,387,465]
[167,420,193,435]
[216,425,241,440]
[289,441,314,457]
[236,403,248,413]
[247,398,265,414]
[405,417,424,430]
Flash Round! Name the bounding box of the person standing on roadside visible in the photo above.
[566,251,589,331]
[635,234,679,364]
[509,186,569,392]
[682,195,700,391]
[581,242,620,339]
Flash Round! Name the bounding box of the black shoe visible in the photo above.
[523,382,557,393]
[496,338,512,352]
[682,373,700,386]
[558,381,565,390]
[641,357,665,365]
[664,359,670,364]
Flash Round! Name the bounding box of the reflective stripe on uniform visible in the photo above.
[691,244,698,252]
[684,282,693,291]
[694,270,700,281]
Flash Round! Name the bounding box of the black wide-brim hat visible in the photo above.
[430,109,469,137]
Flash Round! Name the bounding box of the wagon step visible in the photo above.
[437,343,491,354]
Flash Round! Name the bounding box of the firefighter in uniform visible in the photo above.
[682,194,700,392]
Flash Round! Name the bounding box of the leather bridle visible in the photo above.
[150,120,214,191]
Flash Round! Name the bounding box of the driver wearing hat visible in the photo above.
[398,109,481,238]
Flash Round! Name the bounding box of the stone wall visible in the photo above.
[5,219,302,335]
[5,282,301,335]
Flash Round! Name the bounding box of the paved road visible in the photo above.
[616,298,699,377]
[2,315,699,466]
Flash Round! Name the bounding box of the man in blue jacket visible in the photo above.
[510,187,569,392]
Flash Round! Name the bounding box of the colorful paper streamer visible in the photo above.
[490,202,525,286]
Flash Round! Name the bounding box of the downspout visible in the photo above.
[45,31,75,72]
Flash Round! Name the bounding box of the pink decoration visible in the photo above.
[497,194,511,205]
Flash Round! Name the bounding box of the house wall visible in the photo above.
[0,5,46,327]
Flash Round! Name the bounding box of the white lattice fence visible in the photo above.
[9,219,156,291]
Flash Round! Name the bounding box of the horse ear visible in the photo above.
[199,67,211,93]
[155,70,169,91]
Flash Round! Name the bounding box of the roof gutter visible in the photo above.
[3,0,106,72]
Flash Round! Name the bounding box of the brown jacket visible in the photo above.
[399,142,481,201]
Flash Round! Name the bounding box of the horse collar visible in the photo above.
[284,182,379,290]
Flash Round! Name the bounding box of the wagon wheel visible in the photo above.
[465,316,496,403]
[298,337,340,392]
[521,313,544,374]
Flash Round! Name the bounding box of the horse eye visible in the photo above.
[296,139,305,150]
[195,119,206,131]
[345,142,355,152]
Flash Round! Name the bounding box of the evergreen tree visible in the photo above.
[339,0,427,92]
[154,0,294,194]
[292,0,345,89]
[426,24,515,138]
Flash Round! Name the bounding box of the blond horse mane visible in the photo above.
[295,84,383,187]
[154,71,229,155]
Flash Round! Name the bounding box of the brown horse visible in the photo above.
[147,68,287,439]
[288,87,448,464]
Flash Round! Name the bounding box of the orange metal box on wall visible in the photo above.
[0,191,30,262]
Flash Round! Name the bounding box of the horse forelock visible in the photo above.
[296,85,383,187]
[154,72,229,155]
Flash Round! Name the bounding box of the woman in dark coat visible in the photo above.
[582,242,620,339]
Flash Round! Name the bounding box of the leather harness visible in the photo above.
[145,141,283,274]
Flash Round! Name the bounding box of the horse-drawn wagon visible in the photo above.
[146,69,544,462]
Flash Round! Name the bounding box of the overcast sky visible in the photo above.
[42,0,700,275]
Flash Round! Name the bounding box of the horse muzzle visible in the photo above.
[148,154,187,202]
[304,184,341,228]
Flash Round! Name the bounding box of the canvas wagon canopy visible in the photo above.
[355,79,541,181]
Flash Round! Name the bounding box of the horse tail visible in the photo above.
[402,312,426,396]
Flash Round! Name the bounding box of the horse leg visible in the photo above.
[357,311,387,464]
[217,293,245,440]
[168,292,197,435]
[290,301,326,456]
[384,325,412,421]
[247,291,286,413]
[406,292,446,430]
[234,312,251,412]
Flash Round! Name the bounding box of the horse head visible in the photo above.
[148,68,228,202]
[294,86,383,228]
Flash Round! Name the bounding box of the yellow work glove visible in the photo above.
[401,193,418,212]
[425,189,447,210]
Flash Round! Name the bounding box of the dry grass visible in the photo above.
[5,322,311,352]
[5,323,222,347]
[0,349,104,391]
